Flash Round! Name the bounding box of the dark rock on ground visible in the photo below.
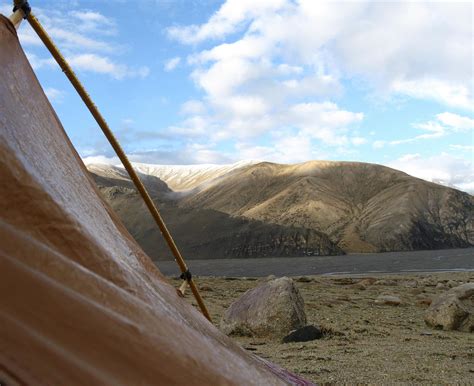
[220,277,306,338]
[282,325,323,343]
[332,278,357,285]
[296,276,313,283]
[424,283,474,332]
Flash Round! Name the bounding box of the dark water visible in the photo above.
[156,247,474,277]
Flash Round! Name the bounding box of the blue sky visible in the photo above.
[2,0,473,192]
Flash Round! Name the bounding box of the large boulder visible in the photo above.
[220,277,306,338]
[424,283,474,332]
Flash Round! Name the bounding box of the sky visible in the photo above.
[2,0,473,192]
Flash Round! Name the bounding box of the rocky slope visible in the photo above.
[88,161,473,256]
[178,161,474,252]
[88,165,343,260]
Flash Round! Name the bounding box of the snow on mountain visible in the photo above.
[128,160,258,191]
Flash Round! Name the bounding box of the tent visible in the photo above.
[0,13,313,385]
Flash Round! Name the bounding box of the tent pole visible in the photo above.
[15,5,212,322]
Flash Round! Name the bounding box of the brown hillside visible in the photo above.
[178,161,474,252]
[88,165,343,260]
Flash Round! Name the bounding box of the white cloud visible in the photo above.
[289,102,364,145]
[18,26,43,46]
[25,51,55,70]
[44,87,64,102]
[66,54,149,79]
[235,133,319,164]
[18,7,119,52]
[47,26,113,52]
[69,10,117,35]
[164,56,181,71]
[82,155,120,165]
[449,144,474,152]
[175,100,363,147]
[437,112,474,131]
[168,116,211,137]
[391,78,473,111]
[388,153,474,194]
[160,0,473,166]
[290,102,363,128]
[123,146,234,165]
[170,0,472,112]
[351,137,367,146]
[379,112,474,146]
[180,100,206,115]
[9,3,149,81]
[167,0,288,44]
[372,140,386,149]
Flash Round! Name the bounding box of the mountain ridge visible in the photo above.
[88,165,343,260]
[87,160,473,257]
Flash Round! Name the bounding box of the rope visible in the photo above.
[12,0,29,19]
[17,5,212,322]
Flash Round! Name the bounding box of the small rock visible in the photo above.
[447,280,458,288]
[332,278,357,285]
[265,274,276,281]
[221,277,306,338]
[296,276,313,283]
[436,282,446,290]
[200,285,213,292]
[351,283,367,290]
[424,283,474,332]
[282,325,323,343]
[403,280,418,288]
[420,331,433,336]
[410,288,424,295]
[421,278,436,287]
[416,296,433,307]
[374,295,402,306]
[357,277,377,286]
[375,279,398,286]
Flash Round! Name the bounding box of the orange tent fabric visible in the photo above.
[0,15,312,385]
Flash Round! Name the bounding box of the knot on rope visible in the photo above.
[13,0,30,19]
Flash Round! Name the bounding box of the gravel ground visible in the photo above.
[171,272,474,384]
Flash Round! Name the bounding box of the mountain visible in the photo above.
[179,161,474,252]
[87,160,473,257]
[87,164,343,260]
